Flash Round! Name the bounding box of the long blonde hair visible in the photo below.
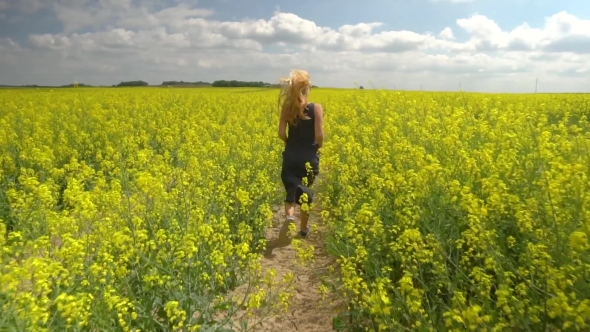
[278,70,312,126]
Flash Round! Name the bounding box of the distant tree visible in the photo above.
[60,83,91,88]
[161,80,211,86]
[116,80,148,87]
[359,86,364,89]
[211,80,270,87]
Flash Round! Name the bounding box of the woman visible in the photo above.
[277,70,324,238]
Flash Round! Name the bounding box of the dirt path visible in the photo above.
[219,190,344,332]
[253,202,340,332]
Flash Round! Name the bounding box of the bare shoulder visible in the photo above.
[314,103,323,116]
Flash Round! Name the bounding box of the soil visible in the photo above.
[218,194,345,332]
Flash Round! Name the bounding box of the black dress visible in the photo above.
[281,102,320,205]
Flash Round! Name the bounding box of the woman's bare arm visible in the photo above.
[314,104,324,148]
[278,111,287,144]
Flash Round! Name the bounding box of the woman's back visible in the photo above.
[284,103,319,163]
[277,69,323,238]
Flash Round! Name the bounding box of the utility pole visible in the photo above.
[459,81,462,91]
[535,78,538,93]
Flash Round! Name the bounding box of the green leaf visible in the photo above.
[332,315,347,331]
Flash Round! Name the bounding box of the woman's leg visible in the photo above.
[284,202,295,218]
[281,161,298,220]
[300,208,310,235]
[297,161,318,236]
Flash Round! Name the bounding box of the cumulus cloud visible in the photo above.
[438,27,455,40]
[0,1,589,92]
[456,11,590,54]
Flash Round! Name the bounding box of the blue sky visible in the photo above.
[0,0,589,92]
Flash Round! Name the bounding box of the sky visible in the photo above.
[0,0,589,92]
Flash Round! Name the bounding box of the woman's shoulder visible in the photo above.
[308,102,323,116]
[306,102,323,110]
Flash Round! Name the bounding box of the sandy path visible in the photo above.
[253,203,340,332]
[217,190,344,332]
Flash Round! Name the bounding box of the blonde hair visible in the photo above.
[278,69,312,126]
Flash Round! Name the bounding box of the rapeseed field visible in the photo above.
[0,88,292,331]
[1,87,589,331]
[320,90,590,331]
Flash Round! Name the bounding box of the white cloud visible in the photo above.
[457,11,590,54]
[438,27,455,40]
[1,3,589,92]
[338,22,383,37]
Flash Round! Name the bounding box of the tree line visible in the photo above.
[2,80,320,88]
[162,81,211,86]
[112,80,272,87]
[211,80,269,87]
